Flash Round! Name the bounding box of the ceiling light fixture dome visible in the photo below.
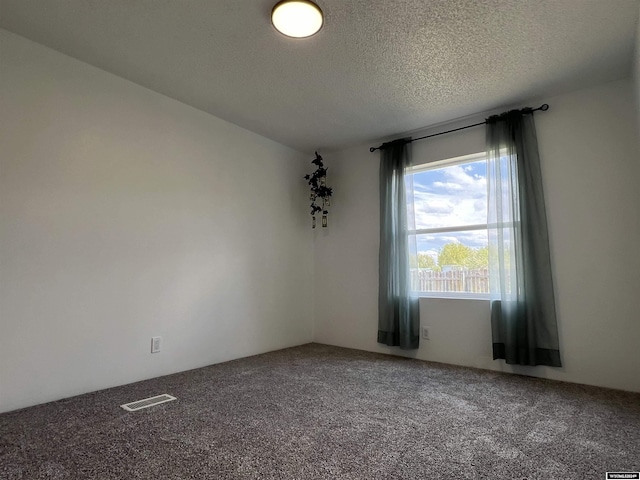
[271,0,323,38]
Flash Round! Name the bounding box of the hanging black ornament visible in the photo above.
[304,151,333,229]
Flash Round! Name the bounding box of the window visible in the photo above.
[406,152,489,298]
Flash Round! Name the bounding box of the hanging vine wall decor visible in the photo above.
[304,152,333,228]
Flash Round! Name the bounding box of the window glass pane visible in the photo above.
[409,231,489,294]
[410,160,487,230]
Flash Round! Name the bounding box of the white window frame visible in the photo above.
[407,152,491,300]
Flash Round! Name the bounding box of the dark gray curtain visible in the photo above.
[486,109,561,367]
[378,139,419,350]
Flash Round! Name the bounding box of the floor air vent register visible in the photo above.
[120,394,177,412]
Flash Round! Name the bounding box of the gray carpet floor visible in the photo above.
[1,343,639,479]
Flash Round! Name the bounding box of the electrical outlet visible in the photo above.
[422,327,430,340]
[151,336,162,353]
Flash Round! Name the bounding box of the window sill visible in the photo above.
[412,292,491,301]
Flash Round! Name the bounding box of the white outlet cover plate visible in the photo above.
[151,336,162,353]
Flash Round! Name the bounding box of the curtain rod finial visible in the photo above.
[370,147,377,152]
[540,104,549,111]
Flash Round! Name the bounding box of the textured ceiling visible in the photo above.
[1,0,638,152]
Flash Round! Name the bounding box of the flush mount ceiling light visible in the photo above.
[271,0,323,38]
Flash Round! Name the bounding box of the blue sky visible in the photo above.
[407,160,488,258]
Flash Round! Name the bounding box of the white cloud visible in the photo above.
[433,181,463,191]
[410,162,487,229]
[415,230,488,252]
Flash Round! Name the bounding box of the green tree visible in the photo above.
[468,246,489,269]
[437,243,489,270]
[438,243,472,268]
[417,252,438,271]
[410,252,440,271]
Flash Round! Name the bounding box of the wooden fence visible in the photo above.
[411,268,489,294]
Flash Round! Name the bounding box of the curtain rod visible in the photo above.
[369,104,549,152]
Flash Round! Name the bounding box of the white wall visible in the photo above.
[635,7,640,145]
[314,77,640,392]
[0,29,314,413]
